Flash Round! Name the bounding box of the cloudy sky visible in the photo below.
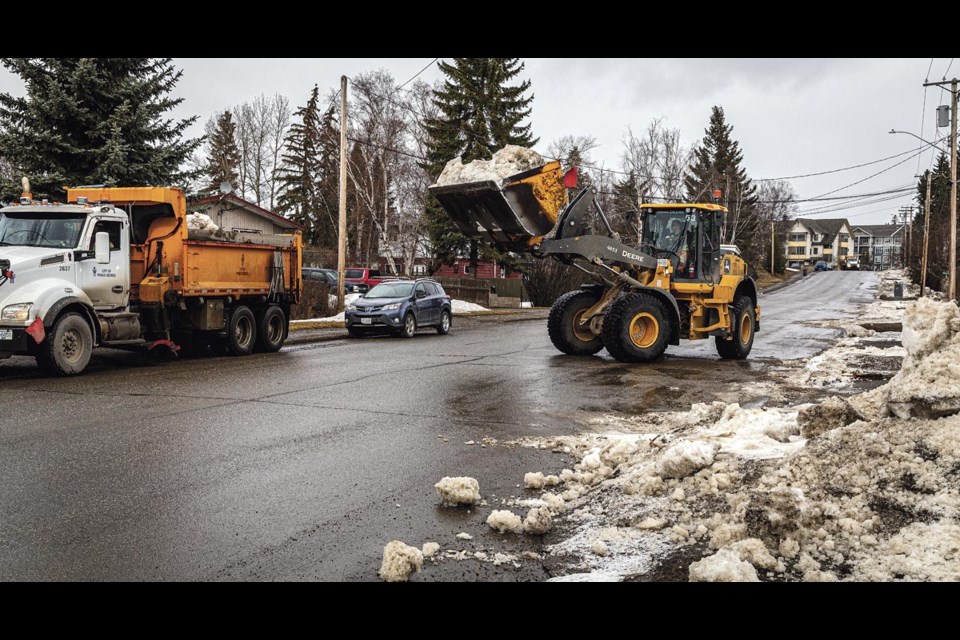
[0,58,948,224]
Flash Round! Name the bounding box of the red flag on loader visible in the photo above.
[563,166,579,188]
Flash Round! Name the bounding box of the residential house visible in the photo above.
[190,194,303,235]
[785,218,855,266]
[851,224,904,270]
[432,258,521,280]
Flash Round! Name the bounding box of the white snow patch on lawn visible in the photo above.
[452,299,488,313]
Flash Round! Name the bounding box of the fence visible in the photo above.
[434,277,526,308]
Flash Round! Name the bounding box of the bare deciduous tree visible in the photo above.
[620,118,690,203]
[234,94,290,207]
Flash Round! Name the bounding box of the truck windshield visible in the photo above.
[0,211,86,248]
[365,282,414,298]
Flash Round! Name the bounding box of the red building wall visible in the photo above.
[432,259,521,280]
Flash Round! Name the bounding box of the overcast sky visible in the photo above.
[0,58,948,224]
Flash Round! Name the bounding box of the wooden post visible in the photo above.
[950,78,958,300]
[338,76,348,310]
[770,221,775,274]
[922,170,932,296]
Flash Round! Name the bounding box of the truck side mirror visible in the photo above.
[95,232,111,264]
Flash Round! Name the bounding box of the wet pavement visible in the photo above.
[0,270,877,581]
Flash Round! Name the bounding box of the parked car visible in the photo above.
[345,279,452,338]
[344,267,387,293]
[302,267,339,286]
[815,260,829,272]
[845,258,860,271]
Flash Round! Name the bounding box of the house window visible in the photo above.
[791,246,806,256]
[413,264,426,275]
[788,233,807,242]
[812,247,819,255]
[839,234,849,243]
[839,247,848,256]
[463,265,470,275]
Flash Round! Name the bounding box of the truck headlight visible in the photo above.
[381,303,401,311]
[1,303,33,322]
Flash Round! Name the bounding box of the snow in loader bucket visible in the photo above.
[428,161,566,249]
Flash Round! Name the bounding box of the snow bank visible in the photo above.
[291,312,344,324]
[688,549,760,582]
[435,145,544,186]
[186,212,219,231]
[380,540,423,582]
[452,299,488,313]
[434,476,481,506]
[487,509,523,534]
[656,440,718,479]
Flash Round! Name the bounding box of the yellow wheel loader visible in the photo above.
[429,161,760,363]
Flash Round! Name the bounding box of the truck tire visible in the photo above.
[548,289,605,355]
[716,294,755,360]
[602,293,671,363]
[255,305,286,353]
[36,312,94,376]
[226,305,257,356]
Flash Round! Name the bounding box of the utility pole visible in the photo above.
[338,75,348,311]
[770,221,775,274]
[922,170,932,296]
[898,206,914,268]
[924,77,958,300]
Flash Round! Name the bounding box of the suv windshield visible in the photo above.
[0,211,87,248]
[365,282,414,298]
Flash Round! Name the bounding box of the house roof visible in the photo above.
[852,224,903,237]
[192,193,304,230]
[797,218,849,245]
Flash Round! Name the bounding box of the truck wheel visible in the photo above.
[36,312,93,376]
[602,293,671,363]
[716,294,755,360]
[255,306,286,353]
[399,312,416,338]
[548,289,604,355]
[226,305,257,356]
[436,309,452,335]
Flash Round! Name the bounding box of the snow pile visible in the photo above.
[523,506,553,535]
[452,299,488,314]
[186,212,219,231]
[688,549,759,582]
[880,298,960,419]
[422,542,440,559]
[524,472,560,489]
[435,145,544,186]
[656,441,718,479]
[379,540,423,582]
[703,404,804,459]
[797,396,864,438]
[434,476,481,506]
[290,312,344,324]
[487,509,523,534]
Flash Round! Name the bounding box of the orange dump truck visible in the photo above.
[0,186,301,375]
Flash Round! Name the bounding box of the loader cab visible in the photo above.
[641,205,724,281]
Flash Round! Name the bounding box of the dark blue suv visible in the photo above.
[345,279,452,338]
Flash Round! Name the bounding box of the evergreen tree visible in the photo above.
[0,58,200,195]
[910,153,953,291]
[203,110,241,195]
[422,58,537,271]
[685,106,760,261]
[276,86,339,247]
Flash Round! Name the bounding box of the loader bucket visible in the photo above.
[428,160,567,250]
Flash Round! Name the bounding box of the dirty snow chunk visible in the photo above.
[689,549,760,582]
[600,437,639,467]
[581,448,602,470]
[186,212,219,231]
[636,517,667,531]
[435,145,544,186]
[798,396,865,438]
[547,572,621,582]
[855,522,960,581]
[705,404,804,459]
[421,542,440,558]
[493,552,518,567]
[592,540,609,556]
[524,472,546,490]
[487,510,523,534]
[380,540,424,582]
[456,532,473,541]
[730,538,780,571]
[656,440,718,479]
[434,476,481,506]
[779,538,800,560]
[523,507,553,535]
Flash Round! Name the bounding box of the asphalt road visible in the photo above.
[0,270,878,581]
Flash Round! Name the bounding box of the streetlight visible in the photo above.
[888,129,949,153]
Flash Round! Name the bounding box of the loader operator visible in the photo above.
[660,218,690,272]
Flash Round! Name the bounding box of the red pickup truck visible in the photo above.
[344,267,387,293]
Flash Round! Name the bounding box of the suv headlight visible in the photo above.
[1,302,33,322]
[346,304,358,312]
[381,303,401,311]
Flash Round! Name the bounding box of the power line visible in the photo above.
[396,58,439,92]
[754,146,933,182]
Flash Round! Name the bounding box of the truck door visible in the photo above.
[77,217,130,310]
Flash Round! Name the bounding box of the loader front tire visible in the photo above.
[548,290,605,355]
[602,293,671,363]
[716,294,755,360]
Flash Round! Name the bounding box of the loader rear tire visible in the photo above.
[602,293,671,363]
[548,290,605,355]
[716,294,755,360]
